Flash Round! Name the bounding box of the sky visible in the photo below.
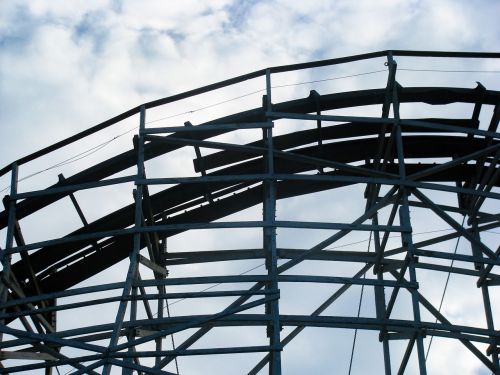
[0,1,499,374]
[1,0,499,167]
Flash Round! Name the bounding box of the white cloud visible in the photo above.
[0,1,498,374]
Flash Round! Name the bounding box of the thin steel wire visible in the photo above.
[399,68,500,73]
[425,215,466,361]
[0,69,388,194]
[165,297,180,375]
[347,231,372,375]
[3,66,500,194]
[161,227,459,310]
[3,56,499,375]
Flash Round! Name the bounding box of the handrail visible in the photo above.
[1,49,499,178]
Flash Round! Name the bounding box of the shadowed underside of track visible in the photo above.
[1,46,500,375]
[2,85,499,299]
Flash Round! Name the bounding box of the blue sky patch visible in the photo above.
[73,11,109,54]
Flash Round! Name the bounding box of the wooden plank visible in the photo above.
[0,351,56,361]
[138,255,168,277]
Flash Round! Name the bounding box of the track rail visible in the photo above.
[1,50,499,375]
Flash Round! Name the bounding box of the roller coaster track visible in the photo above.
[0,50,499,374]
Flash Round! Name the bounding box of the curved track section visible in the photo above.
[1,51,499,374]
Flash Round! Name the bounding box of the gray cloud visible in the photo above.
[0,1,499,374]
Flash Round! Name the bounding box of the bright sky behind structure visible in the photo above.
[1,0,499,164]
[0,1,499,375]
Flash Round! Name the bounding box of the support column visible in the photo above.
[125,105,147,375]
[368,51,398,375]
[471,220,499,373]
[102,105,146,375]
[393,79,427,374]
[155,229,166,367]
[373,214,392,375]
[263,68,281,375]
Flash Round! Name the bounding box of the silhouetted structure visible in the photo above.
[1,50,499,374]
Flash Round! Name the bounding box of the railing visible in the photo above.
[1,50,499,375]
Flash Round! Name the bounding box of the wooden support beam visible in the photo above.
[0,351,56,361]
[138,255,168,277]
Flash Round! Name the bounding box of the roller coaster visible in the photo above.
[0,50,499,374]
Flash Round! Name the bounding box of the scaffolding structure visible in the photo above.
[0,50,499,374]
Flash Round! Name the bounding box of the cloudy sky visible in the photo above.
[0,1,499,374]
[1,0,499,167]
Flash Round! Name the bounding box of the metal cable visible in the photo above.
[160,228,458,310]
[20,60,499,375]
[146,67,500,126]
[0,125,138,194]
[52,224,472,375]
[165,297,180,375]
[425,215,466,361]
[0,69,382,194]
[347,231,372,375]
[152,262,264,374]
[144,69,387,125]
[160,263,264,311]
[3,66,500,194]
[145,89,266,125]
[399,68,500,73]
